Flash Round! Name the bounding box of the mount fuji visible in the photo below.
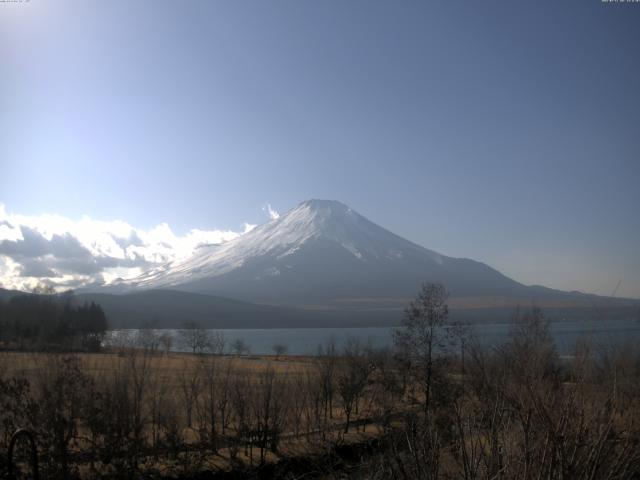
[109,199,585,310]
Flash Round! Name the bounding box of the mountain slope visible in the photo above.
[0,287,25,302]
[2,287,637,329]
[113,200,578,308]
[74,290,375,329]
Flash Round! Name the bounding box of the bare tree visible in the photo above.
[156,395,183,460]
[317,338,338,423]
[145,363,171,450]
[195,356,221,451]
[272,343,288,359]
[337,338,370,433]
[229,369,253,463]
[289,372,309,438]
[178,359,202,428]
[251,366,289,464]
[158,332,173,356]
[126,348,153,470]
[503,305,558,384]
[33,355,93,478]
[231,338,250,356]
[216,358,235,435]
[107,329,135,355]
[368,347,405,433]
[302,368,326,438]
[394,282,452,415]
[210,331,226,355]
[136,328,161,354]
[178,321,211,355]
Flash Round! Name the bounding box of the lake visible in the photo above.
[109,318,640,356]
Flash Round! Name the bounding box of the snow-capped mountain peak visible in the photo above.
[114,199,524,306]
[122,199,429,288]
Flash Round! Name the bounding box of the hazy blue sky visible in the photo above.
[1,1,639,297]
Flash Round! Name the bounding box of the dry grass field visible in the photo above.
[0,350,316,381]
[2,305,640,479]
[0,348,391,478]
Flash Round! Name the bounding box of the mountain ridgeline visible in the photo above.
[3,200,636,329]
[115,200,571,306]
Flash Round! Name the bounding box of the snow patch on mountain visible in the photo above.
[342,243,364,260]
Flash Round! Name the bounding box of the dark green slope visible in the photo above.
[73,289,403,329]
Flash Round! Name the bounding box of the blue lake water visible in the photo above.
[111,318,640,356]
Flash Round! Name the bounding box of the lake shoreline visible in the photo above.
[105,317,640,356]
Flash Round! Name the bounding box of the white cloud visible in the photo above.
[0,203,253,292]
[262,203,280,220]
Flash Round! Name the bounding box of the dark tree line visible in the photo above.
[0,293,108,351]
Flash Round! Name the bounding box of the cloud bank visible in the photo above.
[0,204,260,292]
